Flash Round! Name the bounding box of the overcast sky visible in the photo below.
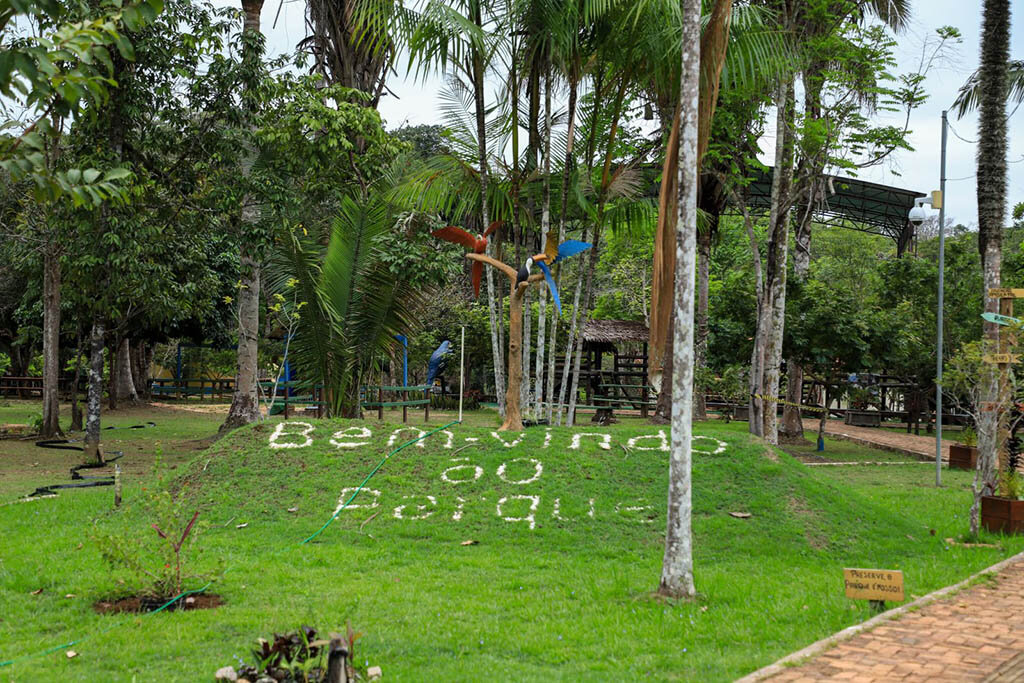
[253,0,1023,228]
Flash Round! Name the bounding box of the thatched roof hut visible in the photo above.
[582,320,649,346]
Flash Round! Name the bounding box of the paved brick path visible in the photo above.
[823,420,951,463]
[757,555,1024,682]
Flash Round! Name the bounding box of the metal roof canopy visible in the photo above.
[724,167,926,256]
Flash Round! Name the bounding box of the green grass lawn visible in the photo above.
[0,409,1019,681]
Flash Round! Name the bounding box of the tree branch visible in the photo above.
[466,252,516,281]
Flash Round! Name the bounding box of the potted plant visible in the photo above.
[949,426,979,470]
[981,462,1024,534]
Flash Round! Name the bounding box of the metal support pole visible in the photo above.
[936,110,948,487]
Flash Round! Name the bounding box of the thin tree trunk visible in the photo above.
[70,327,83,431]
[132,340,149,399]
[108,333,119,411]
[501,281,526,432]
[694,221,712,421]
[566,225,601,427]
[223,0,265,432]
[971,0,1011,536]
[83,320,105,464]
[224,252,262,429]
[521,288,531,415]
[781,194,815,439]
[660,0,700,599]
[41,247,62,437]
[116,337,138,404]
[751,77,795,442]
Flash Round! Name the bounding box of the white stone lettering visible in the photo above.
[615,501,654,523]
[269,421,314,449]
[543,428,552,449]
[490,431,525,448]
[552,497,567,521]
[496,458,543,485]
[441,458,484,484]
[453,496,466,521]
[334,487,381,515]
[393,495,437,520]
[693,435,728,455]
[587,498,595,518]
[387,427,426,449]
[440,430,455,449]
[627,430,669,452]
[329,426,372,449]
[497,495,540,530]
[569,433,611,450]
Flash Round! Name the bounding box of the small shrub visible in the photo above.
[960,426,977,447]
[27,412,43,434]
[226,623,366,683]
[94,467,222,603]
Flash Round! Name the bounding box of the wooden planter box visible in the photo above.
[731,405,749,421]
[845,410,881,427]
[981,496,1024,534]
[948,444,978,470]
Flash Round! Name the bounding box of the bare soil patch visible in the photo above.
[93,593,223,614]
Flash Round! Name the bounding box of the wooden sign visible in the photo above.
[983,353,1021,364]
[988,288,1024,299]
[844,568,904,602]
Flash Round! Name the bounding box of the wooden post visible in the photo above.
[113,464,122,508]
[326,637,349,683]
[402,388,408,423]
[378,387,383,421]
[424,387,430,423]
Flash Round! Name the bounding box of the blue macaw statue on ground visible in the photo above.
[427,340,453,386]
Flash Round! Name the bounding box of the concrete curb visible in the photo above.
[734,549,1024,682]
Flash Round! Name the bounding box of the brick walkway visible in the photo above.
[823,420,950,463]
[749,554,1024,682]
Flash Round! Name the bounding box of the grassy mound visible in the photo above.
[1,417,1019,681]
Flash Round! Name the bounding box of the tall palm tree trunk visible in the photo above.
[971,0,1011,536]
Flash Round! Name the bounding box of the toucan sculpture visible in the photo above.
[530,238,592,315]
[432,221,502,298]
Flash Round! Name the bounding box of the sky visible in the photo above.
[252,0,1024,229]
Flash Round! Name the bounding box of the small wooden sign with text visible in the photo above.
[983,353,1021,364]
[843,568,904,602]
[989,288,1024,299]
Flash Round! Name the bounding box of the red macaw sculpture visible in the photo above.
[432,220,502,298]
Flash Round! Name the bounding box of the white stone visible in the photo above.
[329,426,372,449]
[569,433,611,450]
[334,488,381,515]
[497,495,540,529]
[496,458,543,485]
[627,430,669,452]
[268,421,314,449]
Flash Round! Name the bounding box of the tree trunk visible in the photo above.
[41,247,62,438]
[132,340,149,399]
[108,334,119,411]
[971,0,1011,536]
[83,320,105,465]
[780,194,815,440]
[116,337,138,405]
[501,281,526,432]
[223,251,262,430]
[70,327,83,431]
[694,214,712,422]
[751,77,795,442]
[660,0,700,600]
[556,230,587,425]
[223,0,265,432]
[566,225,601,427]
[521,287,531,415]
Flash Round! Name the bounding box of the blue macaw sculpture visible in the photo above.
[530,238,592,316]
[426,340,452,386]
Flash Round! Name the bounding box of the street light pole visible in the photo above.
[936,110,948,487]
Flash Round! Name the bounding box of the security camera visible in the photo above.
[908,204,928,226]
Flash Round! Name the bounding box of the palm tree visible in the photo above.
[267,193,424,417]
[970,0,1011,535]
[301,0,406,107]
[952,59,1023,118]
[409,0,508,415]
